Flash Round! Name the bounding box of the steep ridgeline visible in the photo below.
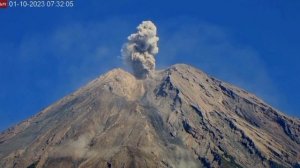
[0,64,299,168]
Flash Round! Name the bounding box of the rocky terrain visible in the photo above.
[0,64,299,168]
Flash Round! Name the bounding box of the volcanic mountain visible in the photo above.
[0,64,299,168]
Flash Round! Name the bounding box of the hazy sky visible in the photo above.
[0,0,300,131]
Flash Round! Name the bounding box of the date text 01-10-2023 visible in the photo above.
[9,0,74,8]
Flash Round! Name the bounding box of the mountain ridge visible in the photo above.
[0,64,299,168]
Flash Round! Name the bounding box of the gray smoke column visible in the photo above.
[121,21,159,79]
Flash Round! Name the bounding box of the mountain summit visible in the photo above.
[0,64,300,168]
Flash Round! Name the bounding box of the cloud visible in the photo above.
[121,21,159,79]
[0,17,294,132]
[50,133,95,160]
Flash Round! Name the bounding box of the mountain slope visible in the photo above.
[0,64,299,168]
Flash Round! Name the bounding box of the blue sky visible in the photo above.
[0,0,300,131]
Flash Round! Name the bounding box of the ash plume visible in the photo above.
[121,21,159,79]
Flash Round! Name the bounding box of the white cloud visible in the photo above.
[121,21,159,79]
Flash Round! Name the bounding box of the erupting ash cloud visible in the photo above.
[121,21,159,79]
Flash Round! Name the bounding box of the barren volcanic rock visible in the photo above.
[0,64,300,168]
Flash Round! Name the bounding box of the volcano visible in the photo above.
[0,64,300,168]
